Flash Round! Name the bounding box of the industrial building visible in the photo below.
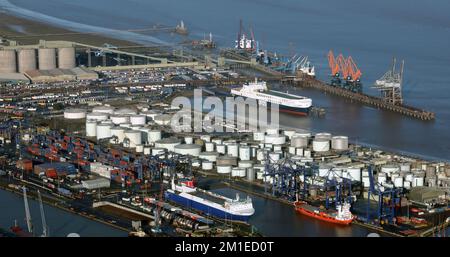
[82,178,111,190]
[408,187,447,207]
[24,67,98,83]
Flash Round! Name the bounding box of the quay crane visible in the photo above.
[328,50,363,92]
[373,58,404,105]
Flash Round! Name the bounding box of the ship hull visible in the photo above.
[165,191,251,222]
[294,202,353,225]
[278,104,310,116]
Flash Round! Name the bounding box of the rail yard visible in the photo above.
[0,19,448,239]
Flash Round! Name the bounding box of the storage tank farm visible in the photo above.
[60,102,446,230]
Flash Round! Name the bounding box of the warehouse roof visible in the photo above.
[0,72,30,83]
[408,187,446,203]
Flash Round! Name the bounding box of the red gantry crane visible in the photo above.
[327,50,363,92]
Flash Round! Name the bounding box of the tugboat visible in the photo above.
[294,201,354,225]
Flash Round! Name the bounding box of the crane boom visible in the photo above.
[336,54,349,78]
[23,186,33,235]
[38,190,48,237]
[347,56,362,81]
[328,50,339,76]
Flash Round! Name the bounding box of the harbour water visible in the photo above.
[0,190,127,237]
[0,0,449,236]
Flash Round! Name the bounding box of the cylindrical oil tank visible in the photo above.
[346,167,361,181]
[412,176,424,187]
[110,115,129,125]
[184,136,193,144]
[217,165,232,174]
[38,48,57,70]
[0,50,16,73]
[148,130,162,143]
[296,148,304,156]
[291,136,308,148]
[110,127,126,143]
[288,146,296,155]
[304,149,311,157]
[268,152,281,163]
[232,168,244,177]
[283,130,296,139]
[315,132,332,140]
[239,146,251,161]
[151,148,166,156]
[216,144,226,154]
[135,144,144,153]
[199,152,218,162]
[256,149,266,161]
[253,132,265,141]
[58,47,76,69]
[200,135,211,142]
[86,112,108,121]
[381,164,400,176]
[153,114,172,125]
[114,107,137,116]
[425,166,436,178]
[265,127,279,135]
[18,49,36,72]
[174,144,202,157]
[377,173,387,184]
[130,115,146,125]
[124,130,142,147]
[217,156,238,166]
[400,163,411,172]
[227,144,239,157]
[238,160,253,168]
[92,105,115,114]
[155,137,181,152]
[331,136,349,151]
[85,120,97,137]
[96,123,112,140]
[394,177,404,188]
[64,108,86,119]
[143,147,151,155]
[202,161,213,170]
[264,134,286,145]
[205,142,215,152]
[312,139,330,152]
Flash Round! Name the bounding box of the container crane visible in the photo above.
[37,190,49,237]
[328,50,341,86]
[22,186,33,235]
[373,58,404,105]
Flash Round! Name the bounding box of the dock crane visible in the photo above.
[373,58,404,105]
[328,50,341,86]
[366,166,402,225]
[22,186,33,236]
[38,190,49,237]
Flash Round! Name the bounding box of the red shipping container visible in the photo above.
[45,169,58,179]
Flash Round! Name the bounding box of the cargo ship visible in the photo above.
[165,178,255,222]
[230,79,312,116]
[294,201,354,225]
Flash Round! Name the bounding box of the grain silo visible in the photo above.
[38,48,57,70]
[58,47,76,69]
[18,49,37,72]
[0,49,17,73]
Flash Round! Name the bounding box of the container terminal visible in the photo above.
[0,23,448,238]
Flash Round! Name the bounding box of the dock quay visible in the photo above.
[285,77,435,121]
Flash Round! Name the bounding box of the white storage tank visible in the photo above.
[184,136,194,144]
[135,144,144,153]
[155,137,181,152]
[264,134,286,145]
[362,176,370,188]
[412,176,424,187]
[381,164,400,176]
[124,130,142,148]
[92,106,115,115]
[202,161,213,170]
[216,144,226,154]
[312,139,330,152]
[315,132,332,140]
[199,152,219,162]
[85,120,97,137]
[239,146,251,161]
[238,160,253,168]
[115,107,137,115]
[64,108,86,119]
[346,167,361,182]
[253,132,265,141]
[304,149,311,158]
[400,163,411,172]
[211,138,223,145]
[200,135,211,142]
[38,48,57,70]
[246,168,256,182]
[174,144,202,157]
[130,115,146,125]
[151,148,166,156]
[216,156,238,166]
[331,136,349,151]
[296,148,304,156]
[153,114,172,125]
[110,115,129,125]
[18,49,36,72]
[148,130,162,143]
[288,146,296,155]
[291,136,308,148]
[394,177,404,188]
[377,173,387,184]
[58,47,76,69]
[0,49,17,73]
[256,149,266,161]
[227,144,239,157]
[217,165,232,174]
[283,130,296,139]
[96,123,112,140]
[265,127,279,135]
[86,112,109,121]
[268,152,281,163]
[143,147,151,155]
[110,127,126,144]
[205,142,215,152]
